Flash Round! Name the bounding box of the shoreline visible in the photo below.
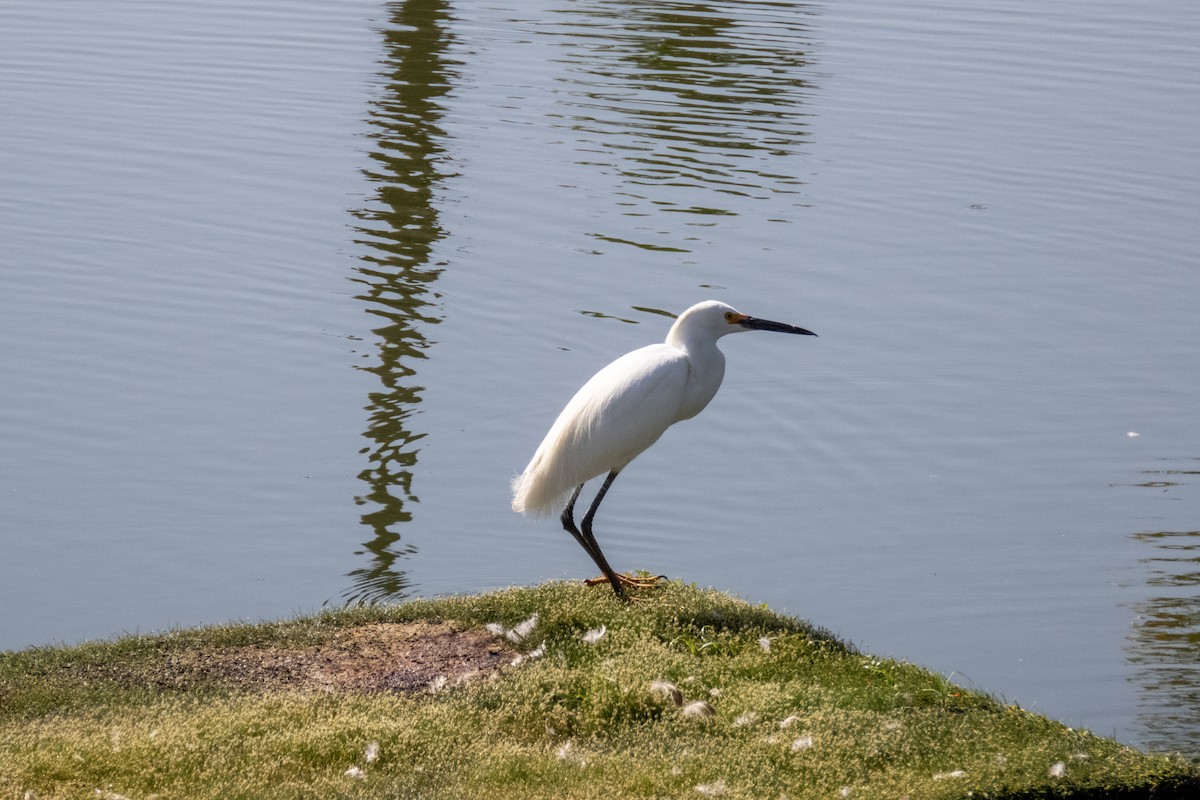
[2,581,1197,798]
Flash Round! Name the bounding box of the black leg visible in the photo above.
[559,472,627,600]
[560,483,594,558]
[580,470,625,600]
[562,483,614,585]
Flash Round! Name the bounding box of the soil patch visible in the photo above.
[160,622,517,694]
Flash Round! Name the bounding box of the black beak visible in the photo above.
[740,316,817,337]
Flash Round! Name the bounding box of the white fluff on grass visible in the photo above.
[487,614,540,643]
[554,741,587,766]
[933,770,966,780]
[582,624,606,644]
[681,700,715,719]
[508,613,539,642]
[510,640,546,667]
[649,680,683,707]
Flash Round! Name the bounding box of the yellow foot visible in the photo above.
[583,572,667,591]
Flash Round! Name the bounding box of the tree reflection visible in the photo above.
[548,0,816,216]
[1129,528,1200,757]
[344,0,458,604]
[340,1,817,601]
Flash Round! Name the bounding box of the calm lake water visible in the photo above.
[2,0,1199,757]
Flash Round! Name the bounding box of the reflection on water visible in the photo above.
[341,0,819,601]
[1130,530,1200,757]
[549,0,816,224]
[1128,460,1200,757]
[343,0,459,604]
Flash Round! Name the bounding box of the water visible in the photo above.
[2,0,1198,757]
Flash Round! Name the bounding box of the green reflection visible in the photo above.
[1129,529,1200,758]
[344,0,458,604]
[549,0,816,221]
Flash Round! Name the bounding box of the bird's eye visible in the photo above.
[724,312,735,322]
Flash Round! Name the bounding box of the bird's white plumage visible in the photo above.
[512,301,741,516]
[512,344,690,514]
[511,299,815,599]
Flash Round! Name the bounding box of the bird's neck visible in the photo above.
[667,324,712,352]
[667,335,726,421]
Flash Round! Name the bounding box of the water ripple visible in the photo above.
[542,0,818,217]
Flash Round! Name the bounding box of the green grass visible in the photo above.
[1,581,1196,799]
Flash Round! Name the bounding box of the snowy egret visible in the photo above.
[512,300,816,599]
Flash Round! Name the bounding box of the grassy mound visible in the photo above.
[1,581,1196,798]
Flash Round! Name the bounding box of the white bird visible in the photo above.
[512,300,816,599]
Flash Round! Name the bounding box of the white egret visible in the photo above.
[512,300,816,599]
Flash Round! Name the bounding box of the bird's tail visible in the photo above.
[513,402,602,517]
[511,443,579,518]
[511,472,532,514]
[511,465,563,518]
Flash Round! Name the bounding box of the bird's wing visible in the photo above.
[512,344,689,515]
[569,343,691,470]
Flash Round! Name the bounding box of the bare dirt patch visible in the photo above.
[161,622,517,694]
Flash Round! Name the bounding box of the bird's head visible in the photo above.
[669,300,817,345]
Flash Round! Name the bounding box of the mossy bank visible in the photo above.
[1,581,1196,799]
